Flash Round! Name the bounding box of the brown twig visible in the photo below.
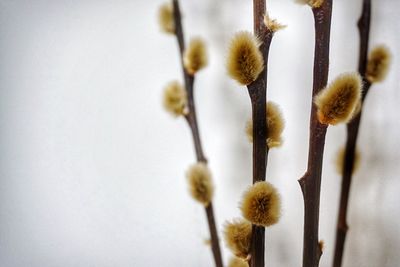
[332,1,371,267]
[246,1,274,267]
[299,1,333,267]
[171,1,223,267]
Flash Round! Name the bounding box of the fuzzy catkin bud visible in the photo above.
[241,181,281,227]
[246,101,285,148]
[366,45,391,83]
[314,72,362,125]
[226,31,264,86]
[184,38,208,75]
[336,147,361,175]
[224,219,252,259]
[162,81,187,117]
[158,2,175,34]
[264,12,286,33]
[186,163,214,206]
[228,257,249,267]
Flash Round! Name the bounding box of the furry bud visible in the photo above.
[227,31,264,85]
[241,181,281,227]
[366,45,391,83]
[336,147,361,175]
[186,163,214,206]
[229,257,249,267]
[224,219,252,259]
[246,101,285,148]
[158,2,175,34]
[314,72,362,125]
[264,12,286,32]
[162,81,187,116]
[184,38,208,75]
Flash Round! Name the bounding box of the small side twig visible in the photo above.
[172,1,223,267]
[247,1,274,267]
[332,1,371,267]
[299,1,333,267]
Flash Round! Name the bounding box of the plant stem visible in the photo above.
[299,1,333,267]
[332,1,371,267]
[246,1,274,267]
[172,1,223,267]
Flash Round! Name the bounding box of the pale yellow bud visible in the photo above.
[158,2,174,34]
[162,81,187,117]
[186,163,214,206]
[184,38,208,75]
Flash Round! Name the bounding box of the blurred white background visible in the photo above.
[0,0,399,266]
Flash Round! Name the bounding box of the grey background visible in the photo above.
[0,0,399,266]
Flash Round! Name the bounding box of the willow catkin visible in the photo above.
[246,101,285,148]
[184,38,208,75]
[162,81,187,117]
[186,163,214,206]
[226,31,264,86]
[158,2,174,34]
[224,219,252,259]
[315,72,362,125]
[241,181,281,227]
[366,45,391,83]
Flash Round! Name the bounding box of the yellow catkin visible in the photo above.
[184,38,208,75]
[228,257,249,267]
[158,2,174,34]
[245,101,285,148]
[296,0,324,8]
[224,219,252,259]
[314,72,362,125]
[226,31,264,86]
[366,45,391,83]
[162,81,187,116]
[241,181,281,227]
[186,163,214,206]
[335,147,361,175]
[264,12,286,32]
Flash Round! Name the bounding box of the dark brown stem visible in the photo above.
[299,2,333,267]
[332,1,371,267]
[246,1,274,267]
[171,1,223,267]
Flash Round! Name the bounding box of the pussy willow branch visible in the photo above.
[299,1,333,267]
[246,1,274,267]
[171,1,223,267]
[332,1,371,267]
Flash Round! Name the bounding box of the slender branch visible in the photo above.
[172,1,223,267]
[299,1,333,267]
[332,1,371,267]
[247,1,274,267]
